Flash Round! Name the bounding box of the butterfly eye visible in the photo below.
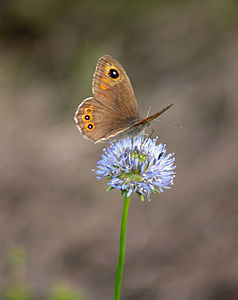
[108,69,119,79]
[86,122,95,131]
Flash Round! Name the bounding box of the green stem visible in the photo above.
[114,192,131,300]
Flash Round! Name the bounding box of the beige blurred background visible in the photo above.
[1,1,238,299]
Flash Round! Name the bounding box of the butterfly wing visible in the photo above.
[115,104,174,138]
[132,104,173,127]
[93,55,140,122]
[74,97,139,143]
[74,55,173,143]
[74,55,141,143]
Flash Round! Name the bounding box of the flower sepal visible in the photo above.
[138,193,145,202]
[106,186,114,192]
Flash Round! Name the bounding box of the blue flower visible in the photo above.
[93,134,176,201]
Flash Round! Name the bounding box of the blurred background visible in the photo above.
[1,0,238,299]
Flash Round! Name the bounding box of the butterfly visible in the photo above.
[74,55,173,143]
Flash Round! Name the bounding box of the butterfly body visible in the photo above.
[74,55,172,143]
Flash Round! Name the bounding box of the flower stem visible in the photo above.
[114,192,131,300]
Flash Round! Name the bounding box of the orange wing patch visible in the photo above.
[102,78,110,83]
[100,83,108,90]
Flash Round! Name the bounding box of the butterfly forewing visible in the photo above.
[93,55,140,123]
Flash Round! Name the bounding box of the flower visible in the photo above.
[93,134,176,201]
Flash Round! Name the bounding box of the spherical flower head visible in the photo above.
[93,134,176,201]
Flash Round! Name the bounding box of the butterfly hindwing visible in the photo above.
[74,97,137,142]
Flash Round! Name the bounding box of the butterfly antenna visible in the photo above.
[146,105,152,118]
[154,119,183,128]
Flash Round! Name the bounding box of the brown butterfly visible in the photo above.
[74,55,173,143]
